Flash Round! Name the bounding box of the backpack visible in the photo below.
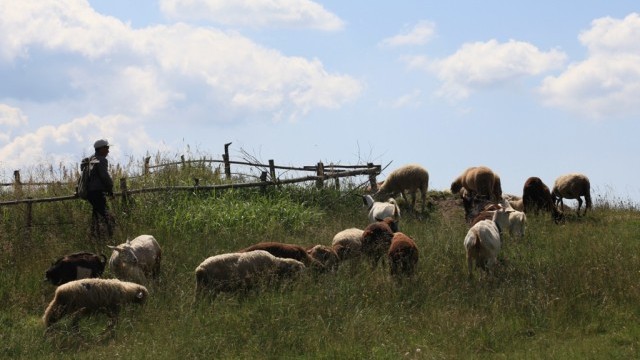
[76,156,99,199]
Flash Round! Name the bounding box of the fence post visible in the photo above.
[144,156,151,175]
[25,197,33,241]
[223,142,232,180]
[13,170,22,195]
[268,160,276,182]
[181,155,186,168]
[316,162,324,189]
[367,163,378,192]
[260,171,268,193]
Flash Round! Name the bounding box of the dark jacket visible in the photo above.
[87,154,113,194]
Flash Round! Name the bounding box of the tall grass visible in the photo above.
[1,159,639,359]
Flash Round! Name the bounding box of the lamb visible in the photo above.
[387,232,419,277]
[307,245,340,272]
[375,164,429,211]
[552,173,592,216]
[464,217,501,278]
[44,252,107,286]
[42,278,148,329]
[523,176,563,223]
[361,217,396,266]
[195,250,305,299]
[108,235,162,285]
[362,194,400,231]
[239,242,325,271]
[451,166,502,202]
[331,228,364,261]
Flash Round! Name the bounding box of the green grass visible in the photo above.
[1,161,639,359]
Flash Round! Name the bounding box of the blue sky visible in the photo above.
[1,0,639,204]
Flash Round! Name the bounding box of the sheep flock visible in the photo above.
[39,163,594,333]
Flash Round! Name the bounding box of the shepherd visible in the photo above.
[87,139,115,240]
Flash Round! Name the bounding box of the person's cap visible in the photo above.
[93,139,111,149]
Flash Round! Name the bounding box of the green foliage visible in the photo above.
[1,161,639,359]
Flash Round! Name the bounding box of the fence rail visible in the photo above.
[0,143,382,237]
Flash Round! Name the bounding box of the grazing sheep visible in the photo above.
[552,173,592,216]
[195,250,305,299]
[45,252,107,286]
[331,228,364,261]
[307,245,340,272]
[523,177,563,223]
[375,164,429,211]
[240,242,324,271]
[362,195,400,231]
[387,232,419,277]
[42,278,148,328]
[361,217,396,267]
[451,166,502,202]
[464,218,501,278]
[108,235,162,285]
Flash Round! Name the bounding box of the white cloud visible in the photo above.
[539,13,640,118]
[0,114,159,172]
[0,104,28,127]
[381,90,423,109]
[0,1,360,122]
[379,20,435,47]
[408,39,566,100]
[159,0,344,31]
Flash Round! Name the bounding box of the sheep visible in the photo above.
[239,242,325,271]
[361,217,396,267]
[42,278,148,329]
[331,228,364,261]
[307,245,340,272]
[44,252,107,286]
[509,198,524,211]
[464,218,501,278]
[474,202,526,239]
[362,194,400,231]
[552,173,592,216]
[108,235,162,285]
[523,177,563,223]
[451,166,502,202]
[387,232,419,278]
[195,250,305,300]
[374,164,429,211]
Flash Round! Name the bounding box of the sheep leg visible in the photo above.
[466,253,473,279]
[576,198,583,216]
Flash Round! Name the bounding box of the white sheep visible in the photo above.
[487,203,527,239]
[42,278,148,329]
[552,173,592,216]
[331,228,364,261]
[195,250,305,300]
[464,218,501,278]
[375,164,429,211]
[362,194,400,229]
[108,234,162,285]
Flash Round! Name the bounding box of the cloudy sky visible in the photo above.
[1,0,639,204]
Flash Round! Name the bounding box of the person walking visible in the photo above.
[87,139,115,240]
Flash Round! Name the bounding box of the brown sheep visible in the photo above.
[523,177,563,223]
[361,217,395,267]
[387,232,419,277]
[451,166,502,202]
[306,245,339,272]
[552,173,592,216]
[240,242,325,271]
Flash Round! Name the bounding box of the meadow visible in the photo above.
[1,160,639,359]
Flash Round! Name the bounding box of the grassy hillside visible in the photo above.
[1,163,639,359]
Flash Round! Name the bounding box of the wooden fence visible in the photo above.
[0,143,382,233]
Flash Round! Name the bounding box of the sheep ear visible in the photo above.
[126,238,131,245]
[108,246,120,252]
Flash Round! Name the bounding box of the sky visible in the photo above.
[1,0,639,204]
